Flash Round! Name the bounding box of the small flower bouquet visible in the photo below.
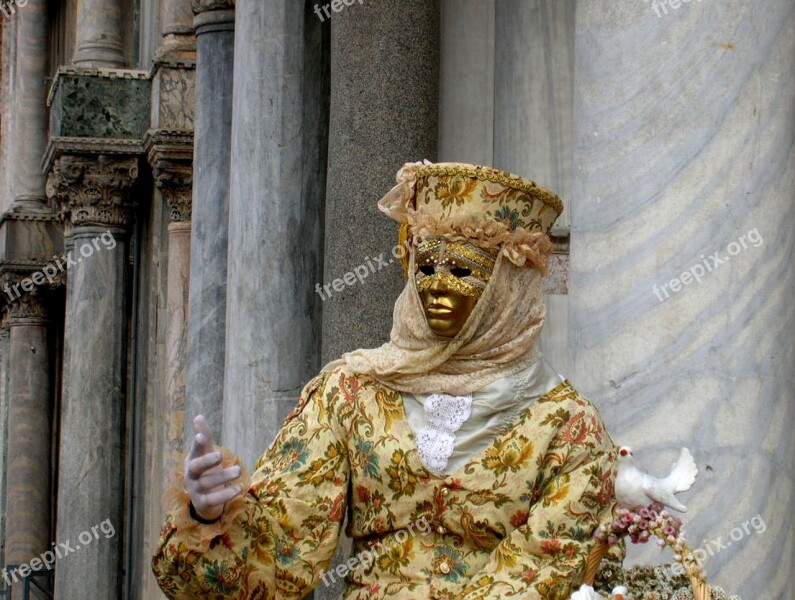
[583,502,711,600]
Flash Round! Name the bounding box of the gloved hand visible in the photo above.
[184,415,243,522]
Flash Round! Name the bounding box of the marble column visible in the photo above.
[3,292,51,600]
[492,0,575,374]
[10,0,48,210]
[0,321,8,571]
[570,2,794,597]
[156,0,196,61]
[141,141,193,600]
[47,155,138,599]
[72,0,126,67]
[184,3,234,444]
[222,0,327,470]
[321,0,440,363]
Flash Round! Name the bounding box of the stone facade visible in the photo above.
[0,1,792,599]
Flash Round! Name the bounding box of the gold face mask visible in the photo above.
[415,239,498,338]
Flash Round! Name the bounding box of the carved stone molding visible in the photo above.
[46,155,140,229]
[145,131,194,222]
[192,0,234,13]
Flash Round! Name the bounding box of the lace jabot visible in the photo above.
[406,355,563,476]
[415,394,473,475]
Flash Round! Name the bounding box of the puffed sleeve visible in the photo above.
[151,370,350,599]
[459,407,619,600]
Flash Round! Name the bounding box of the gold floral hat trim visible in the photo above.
[379,161,563,274]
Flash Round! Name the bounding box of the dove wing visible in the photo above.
[665,447,698,493]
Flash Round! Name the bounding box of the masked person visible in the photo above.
[152,162,619,600]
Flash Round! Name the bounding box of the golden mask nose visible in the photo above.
[428,276,447,293]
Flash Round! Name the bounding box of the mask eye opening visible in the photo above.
[449,267,471,278]
[418,265,435,276]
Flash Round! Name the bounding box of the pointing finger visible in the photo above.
[193,415,216,451]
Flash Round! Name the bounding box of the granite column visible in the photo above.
[47,155,138,599]
[570,3,794,596]
[315,3,439,598]
[321,0,440,363]
[223,0,327,469]
[184,2,234,443]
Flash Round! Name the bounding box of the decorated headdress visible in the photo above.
[378,160,563,273]
[327,161,565,396]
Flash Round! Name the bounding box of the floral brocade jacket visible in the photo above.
[152,365,618,600]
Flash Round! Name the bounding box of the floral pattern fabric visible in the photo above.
[152,365,618,600]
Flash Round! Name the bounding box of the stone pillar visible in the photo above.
[492,0,575,374]
[157,0,196,61]
[141,136,193,600]
[47,155,138,599]
[0,321,8,570]
[570,3,794,597]
[3,292,51,600]
[438,0,495,166]
[72,0,126,67]
[9,0,48,210]
[222,0,327,470]
[183,3,234,444]
[321,0,440,363]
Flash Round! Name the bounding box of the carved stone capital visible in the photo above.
[145,131,194,222]
[1,272,49,324]
[46,155,139,229]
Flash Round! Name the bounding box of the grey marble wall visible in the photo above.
[184,6,234,444]
[222,0,327,470]
[570,1,794,597]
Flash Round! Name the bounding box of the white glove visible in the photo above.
[184,415,243,522]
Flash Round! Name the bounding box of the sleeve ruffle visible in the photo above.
[161,446,252,554]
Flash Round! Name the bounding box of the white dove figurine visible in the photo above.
[569,585,603,600]
[615,446,698,512]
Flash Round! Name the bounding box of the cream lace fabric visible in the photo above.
[324,247,547,396]
[415,393,473,475]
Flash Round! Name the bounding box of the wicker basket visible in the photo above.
[581,540,712,600]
